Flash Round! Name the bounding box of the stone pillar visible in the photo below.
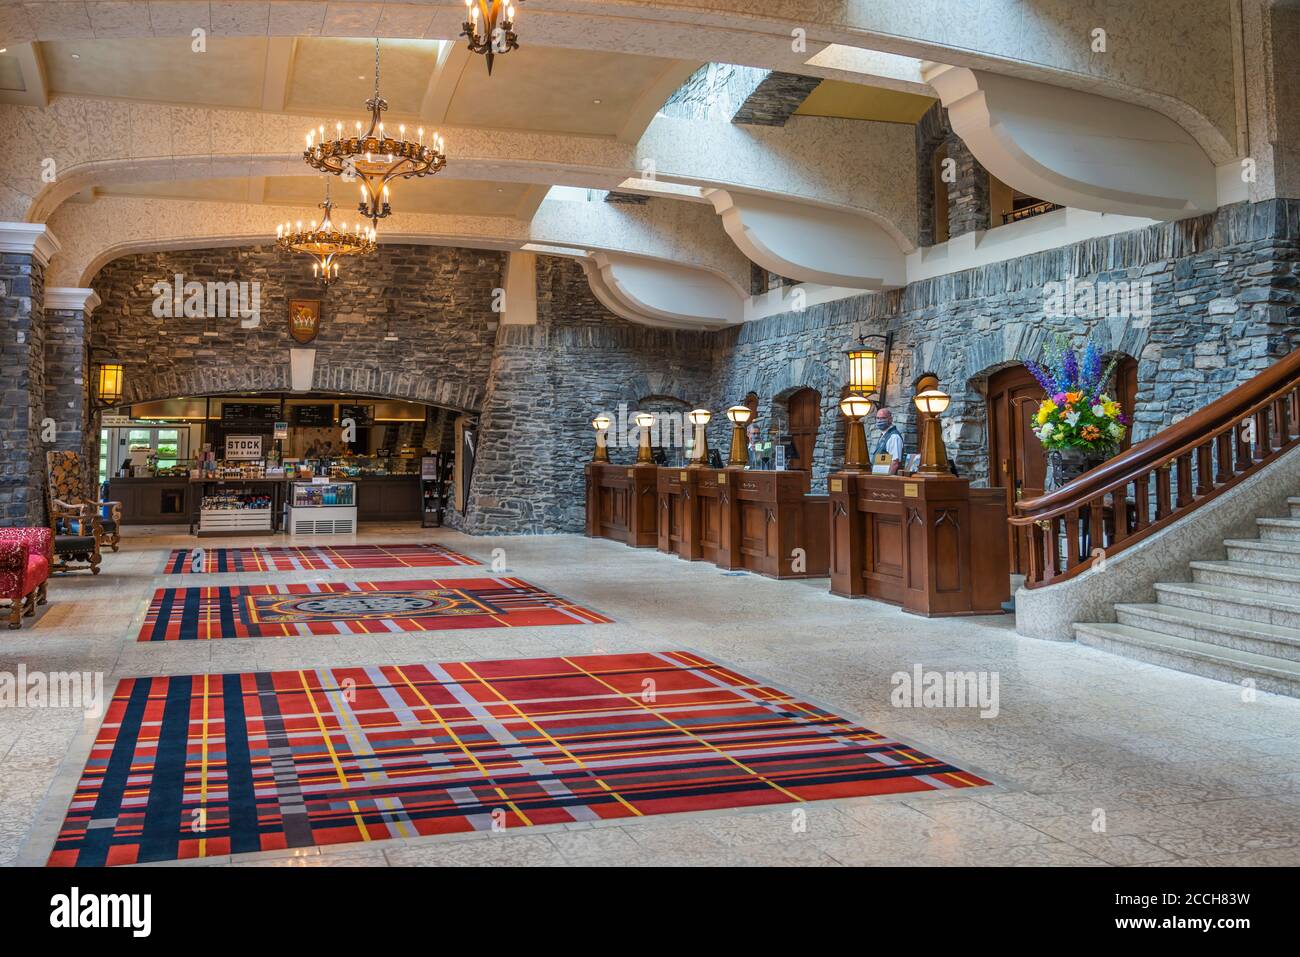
[946,133,991,238]
[0,223,59,526]
[43,287,98,493]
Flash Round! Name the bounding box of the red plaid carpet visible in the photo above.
[47,651,988,866]
[138,577,611,641]
[165,543,478,574]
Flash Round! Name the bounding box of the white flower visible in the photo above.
[1040,423,1055,438]
[1108,422,1122,437]
[1091,404,1105,417]
[1064,412,1080,427]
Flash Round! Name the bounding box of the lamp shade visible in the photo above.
[914,389,951,414]
[633,411,656,429]
[845,346,880,395]
[591,414,612,431]
[96,363,124,404]
[725,405,754,425]
[688,408,712,426]
[838,394,875,418]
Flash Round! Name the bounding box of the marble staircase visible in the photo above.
[1074,496,1300,697]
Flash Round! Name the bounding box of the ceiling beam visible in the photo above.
[260,37,297,113]
[420,40,469,125]
[0,42,48,107]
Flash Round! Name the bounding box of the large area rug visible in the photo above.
[137,577,611,641]
[165,543,479,574]
[47,651,989,866]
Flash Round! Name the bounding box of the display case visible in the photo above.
[287,481,357,535]
[198,488,274,536]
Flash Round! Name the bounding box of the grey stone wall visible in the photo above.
[43,305,93,493]
[712,199,1300,493]
[660,63,767,122]
[89,244,505,411]
[462,256,716,534]
[0,252,46,525]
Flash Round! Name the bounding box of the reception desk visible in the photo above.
[828,471,1009,616]
[108,476,192,525]
[586,464,827,576]
[585,463,658,547]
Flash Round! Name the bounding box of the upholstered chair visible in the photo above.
[0,527,52,628]
[46,450,118,574]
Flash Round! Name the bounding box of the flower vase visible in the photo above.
[1046,448,1107,491]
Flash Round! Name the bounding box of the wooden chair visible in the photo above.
[46,450,119,574]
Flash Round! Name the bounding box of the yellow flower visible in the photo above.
[1036,399,1056,425]
[1102,400,1121,418]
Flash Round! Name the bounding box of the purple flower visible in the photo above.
[1062,347,1078,389]
[1024,360,1057,394]
[1053,392,1068,406]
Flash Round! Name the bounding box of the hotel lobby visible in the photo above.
[1,0,1299,903]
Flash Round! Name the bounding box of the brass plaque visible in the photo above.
[830,478,843,492]
[679,471,688,481]
[904,483,919,497]
[627,469,635,478]
[718,472,728,484]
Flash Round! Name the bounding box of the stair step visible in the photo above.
[1155,580,1300,630]
[1115,602,1300,661]
[1190,559,1300,599]
[1225,537,1300,567]
[1289,496,1300,518]
[1257,516,1300,541]
[1074,622,1300,698]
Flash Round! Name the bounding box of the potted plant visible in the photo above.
[1024,335,1129,489]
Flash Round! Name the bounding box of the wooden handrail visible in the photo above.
[1011,347,1300,588]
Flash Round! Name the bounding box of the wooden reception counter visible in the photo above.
[585,464,827,579]
[828,471,1009,616]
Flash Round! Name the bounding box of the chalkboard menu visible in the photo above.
[293,405,334,426]
[221,403,280,426]
[339,404,373,427]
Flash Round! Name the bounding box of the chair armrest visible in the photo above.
[93,499,123,521]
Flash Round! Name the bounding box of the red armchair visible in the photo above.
[0,528,52,628]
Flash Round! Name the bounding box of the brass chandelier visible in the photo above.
[275,183,377,284]
[463,0,520,74]
[302,39,446,223]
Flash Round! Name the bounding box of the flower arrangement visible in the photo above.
[1024,335,1128,454]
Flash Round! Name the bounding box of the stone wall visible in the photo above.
[462,256,716,534]
[711,199,1300,493]
[90,244,506,411]
[0,252,46,524]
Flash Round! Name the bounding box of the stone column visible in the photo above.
[0,223,59,526]
[946,133,991,238]
[44,287,98,493]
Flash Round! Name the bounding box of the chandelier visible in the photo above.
[302,39,446,223]
[275,183,377,284]
[463,0,520,74]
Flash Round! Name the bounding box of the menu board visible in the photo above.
[221,403,280,426]
[293,404,334,427]
[339,404,373,427]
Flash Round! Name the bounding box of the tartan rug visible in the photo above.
[137,577,611,641]
[47,651,989,866]
[165,543,479,574]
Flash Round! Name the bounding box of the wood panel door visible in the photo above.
[787,388,820,471]
[987,365,1047,575]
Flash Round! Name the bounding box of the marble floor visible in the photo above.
[4,524,1300,868]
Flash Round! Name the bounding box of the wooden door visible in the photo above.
[1114,356,1138,451]
[786,388,820,471]
[986,366,1047,575]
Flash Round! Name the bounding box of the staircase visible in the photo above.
[1075,495,1300,697]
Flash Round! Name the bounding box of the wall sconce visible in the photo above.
[633,411,656,464]
[837,394,875,470]
[914,389,952,475]
[724,404,753,467]
[687,408,712,466]
[96,363,124,406]
[590,413,611,463]
[845,332,892,400]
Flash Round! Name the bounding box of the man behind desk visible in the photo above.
[874,407,904,473]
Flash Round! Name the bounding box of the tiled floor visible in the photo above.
[4,524,1300,867]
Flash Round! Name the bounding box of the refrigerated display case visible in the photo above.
[287,481,357,535]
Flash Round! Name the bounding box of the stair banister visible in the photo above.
[1011,348,1300,588]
